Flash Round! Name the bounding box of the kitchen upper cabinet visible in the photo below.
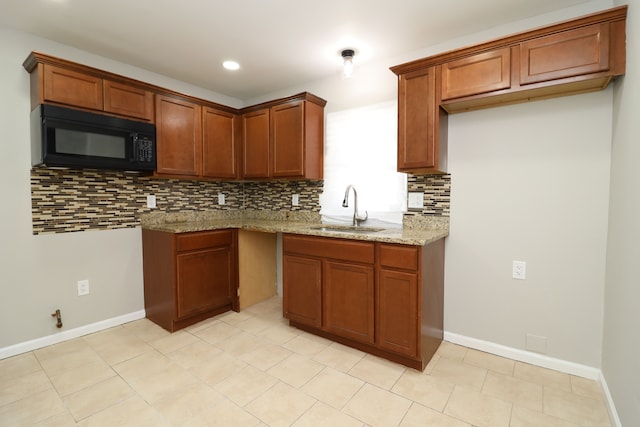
[24,55,154,121]
[241,93,325,180]
[103,80,154,121]
[156,97,239,179]
[203,107,239,179]
[42,64,103,111]
[142,229,238,332]
[391,6,626,174]
[396,67,448,174]
[242,108,270,179]
[440,48,511,100]
[519,23,610,85]
[155,95,203,176]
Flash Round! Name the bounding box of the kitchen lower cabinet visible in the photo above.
[323,260,374,344]
[142,229,238,332]
[282,254,322,328]
[282,234,444,370]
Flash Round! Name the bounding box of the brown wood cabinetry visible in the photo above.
[42,64,103,110]
[391,6,626,174]
[324,260,375,345]
[242,109,271,178]
[142,229,238,332]
[155,95,203,176]
[519,23,610,85]
[282,234,444,370]
[241,94,325,180]
[24,53,323,181]
[25,57,154,121]
[103,80,154,121]
[203,107,239,179]
[155,98,239,180]
[397,67,447,173]
[282,254,322,328]
[441,48,512,100]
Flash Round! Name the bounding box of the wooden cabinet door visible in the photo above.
[242,109,270,178]
[176,245,234,319]
[283,255,322,328]
[103,80,154,121]
[520,23,610,85]
[397,67,438,171]
[155,95,202,176]
[323,261,374,344]
[203,107,238,179]
[377,269,419,357]
[271,101,304,177]
[43,64,103,110]
[441,48,511,100]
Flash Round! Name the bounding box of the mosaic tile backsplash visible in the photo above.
[405,173,451,217]
[30,168,449,235]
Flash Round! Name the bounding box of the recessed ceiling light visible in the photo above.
[223,61,240,71]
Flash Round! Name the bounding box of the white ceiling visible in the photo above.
[0,0,593,101]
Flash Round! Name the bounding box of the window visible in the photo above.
[320,101,407,225]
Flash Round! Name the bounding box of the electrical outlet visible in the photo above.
[512,260,526,280]
[218,193,225,205]
[77,279,90,296]
[407,192,424,210]
[292,194,299,206]
[146,195,156,209]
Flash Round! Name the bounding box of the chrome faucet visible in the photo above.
[342,184,368,226]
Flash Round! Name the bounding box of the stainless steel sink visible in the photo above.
[310,225,384,234]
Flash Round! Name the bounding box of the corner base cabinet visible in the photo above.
[283,234,444,370]
[142,229,239,332]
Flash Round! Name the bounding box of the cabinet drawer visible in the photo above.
[176,230,233,252]
[379,244,419,271]
[283,234,374,264]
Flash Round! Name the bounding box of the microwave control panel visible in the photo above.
[135,135,155,163]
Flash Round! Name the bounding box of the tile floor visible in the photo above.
[0,297,612,426]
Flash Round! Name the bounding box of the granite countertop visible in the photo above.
[140,210,448,246]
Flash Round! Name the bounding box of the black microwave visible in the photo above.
[31,104,156,171]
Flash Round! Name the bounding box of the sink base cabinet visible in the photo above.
[283,234,444,370]
[142,229,239,332]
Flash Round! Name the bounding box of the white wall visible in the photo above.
[445,91,612,368]
[0,25,241,350]
[603,0,640,425]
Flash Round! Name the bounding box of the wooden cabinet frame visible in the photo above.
[282,234,444,370]
[391,6,627,174]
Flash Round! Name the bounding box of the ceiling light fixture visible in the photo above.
[223,60,240,71]
[341,49,355,78]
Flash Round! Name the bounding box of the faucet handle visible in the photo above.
[356,210,368,224]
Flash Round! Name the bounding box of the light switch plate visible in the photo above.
[146,195,156,209]
[292,194,300,206]
[218,193,225,205]
[407,192,424,210]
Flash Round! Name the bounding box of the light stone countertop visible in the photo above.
[140,210,448,246]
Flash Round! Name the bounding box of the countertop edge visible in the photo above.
[141,219,448,246]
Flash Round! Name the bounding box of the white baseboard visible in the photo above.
[444,331,621,426]
[0,310,146,360]
[599,371,622,427]
[444,331,600,379]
